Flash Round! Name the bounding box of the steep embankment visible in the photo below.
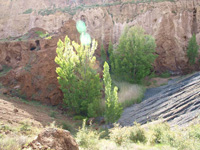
[119,72,200,127]
[1,0,200,72]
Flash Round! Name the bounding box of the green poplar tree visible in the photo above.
[55,36,102,117]
[103,62,122,124]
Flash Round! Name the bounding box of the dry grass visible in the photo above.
[0,119,41,150]
[99,81,145,112]
[0,135,29,150]
[115,81,145,108]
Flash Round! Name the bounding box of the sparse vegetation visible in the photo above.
[35,31,51,39]
[23,8,33,14]
[49,111,57,118]
[36,0,176,16]
[0,65,12,77]
[61,122,75,133]
[76,119,100,150]
[159,71,171,78]
[19,121,32,135]
[0,120,40,150]
[75,121,200,150]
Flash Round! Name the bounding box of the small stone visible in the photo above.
[13,108,18,113]
[7,120,12,124]
[5,131,10,135]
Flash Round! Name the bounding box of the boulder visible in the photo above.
[26,128,79,150]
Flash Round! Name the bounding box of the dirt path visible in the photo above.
[119,72,200,127]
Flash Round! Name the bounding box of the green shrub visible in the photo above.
[76,120,100,149]
[35,31,49,38]
[75,121,200,149]
[55,36,102,117]
[187,34,199,65]
[109,124,130,145]
[73,115,87,120]
[103,62,122,124]
[129,123,146,143]
[147,122,170,144]
[111,26,157,83]
[159,71,171,78]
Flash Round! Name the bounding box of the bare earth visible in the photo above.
[0,94,77,129]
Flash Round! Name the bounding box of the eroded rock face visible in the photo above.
[0,20,80,105]
[1,0,200,72]
[26,128,79,150]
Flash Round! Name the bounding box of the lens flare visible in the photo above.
[76,20,86,33]
[80,32,91,45]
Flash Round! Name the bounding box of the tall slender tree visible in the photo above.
[103,62,122,124]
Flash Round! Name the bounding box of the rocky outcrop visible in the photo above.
[26,128,79,150]
[0,20,80,105]
[1,0,200,72]
[118,72,200,127]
